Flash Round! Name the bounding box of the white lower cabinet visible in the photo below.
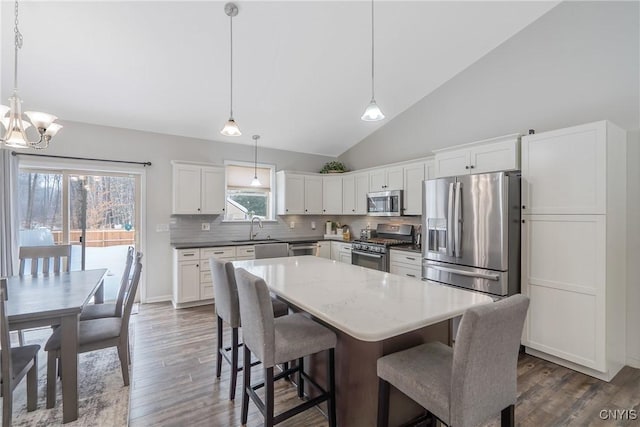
[331,241,352,264]
[389,250,421,279]
[173,245,255,308]
[316,241,331,259]
[521,214,625,381]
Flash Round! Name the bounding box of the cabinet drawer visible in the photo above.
[201,247,236,260]
[390,263,421,279]
[177,249,200,261]
[237,246,256,258]
[200,270,212,284]
[201,284,215,300]
[390,251,421,267]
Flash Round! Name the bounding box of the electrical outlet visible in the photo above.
[289,221,295,229]
[311,221,316,230]
[201,223,210,231]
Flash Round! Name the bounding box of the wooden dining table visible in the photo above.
[5,269,107,423]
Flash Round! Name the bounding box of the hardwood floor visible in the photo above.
[129,303,640,427]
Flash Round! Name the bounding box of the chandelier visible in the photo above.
[0,0,62,149]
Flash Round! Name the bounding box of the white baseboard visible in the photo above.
[525,347,623,382]
[626,355,640,369]
[143,294,172,304]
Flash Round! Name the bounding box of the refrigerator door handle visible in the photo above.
[447,182,455,257]
[454,181,462,258]
[429,265,499,281]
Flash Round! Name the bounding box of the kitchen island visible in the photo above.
[232,256,493,426]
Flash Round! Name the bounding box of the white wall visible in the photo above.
[627,130,640,368]
[339,1,639,169]
[339,1,640,367]
[19,121,334,302]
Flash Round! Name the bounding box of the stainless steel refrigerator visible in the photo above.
[422,171,520,297]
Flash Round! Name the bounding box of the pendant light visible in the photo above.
[361,0,385,122]
[250,135,261,187]
[0,0,62,149]
[220,3,242,136]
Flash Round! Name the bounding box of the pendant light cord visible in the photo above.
[370,0,375,100]
[253,136,258,178]
[13,0,23,92]
[229,13,234,119]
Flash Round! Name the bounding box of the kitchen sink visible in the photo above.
[231,238,278,244]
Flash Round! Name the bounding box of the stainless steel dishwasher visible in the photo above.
[288,242,319,256]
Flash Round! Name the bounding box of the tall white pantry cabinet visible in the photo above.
[520,120,627,381]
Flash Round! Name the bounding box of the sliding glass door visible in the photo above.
[18,169,139,301]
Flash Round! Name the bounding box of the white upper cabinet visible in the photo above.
[402,162,427,215]
[200,167,225,214]
[172,163,225,215]
[434,134,520,178]
[276,172,326,215]
[369,166,404,192]
[521,121,615,215]
[322,175,343,215]
[342,172,369,215]
[304,176,323,214]
[276,172,305,215]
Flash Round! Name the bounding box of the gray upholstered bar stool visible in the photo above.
[377,294,530,427]
[210,258,289,400]
[235,268,337,427]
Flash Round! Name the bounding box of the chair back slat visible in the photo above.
[234,268,276,367]
[120,252,143,337]
[115,246,135,317]
[19,245,72,276]
[0,279,11,385]
[450,294,529,427]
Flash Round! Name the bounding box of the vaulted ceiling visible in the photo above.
[0,1,558,156]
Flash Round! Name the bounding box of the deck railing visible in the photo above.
[52,230,136,247]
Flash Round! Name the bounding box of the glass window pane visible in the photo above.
[225,164,274,221]
[18,171,63,246]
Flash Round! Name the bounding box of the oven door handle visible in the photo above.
[352,251,384,259]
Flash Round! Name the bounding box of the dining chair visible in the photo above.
[0,278,40,427]
[80,246,135,321]
[18,245,72,276]
[45,252,143,409]
[235,268,337,427]
[254,243,289,259]
[376,294,530,427]
[17,244,73,345]
[210,258,289,400]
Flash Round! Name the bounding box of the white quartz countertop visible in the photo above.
[232,256,493,342]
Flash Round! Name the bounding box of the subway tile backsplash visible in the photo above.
[170,214,422,244]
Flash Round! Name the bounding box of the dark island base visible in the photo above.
[304,319,451,427]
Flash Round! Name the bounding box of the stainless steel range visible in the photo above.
[352,223,414,272]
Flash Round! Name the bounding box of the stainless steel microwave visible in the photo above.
[366,190,403,216]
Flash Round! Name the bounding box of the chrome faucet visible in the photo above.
[249,216,263,240]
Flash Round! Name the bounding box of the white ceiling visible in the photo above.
[0,1,558,157]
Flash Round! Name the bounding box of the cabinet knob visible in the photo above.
[323,209,326,212]
[197,208,201,211]
[305,209,308,212]
[470,165,475,169]
[286,209,289,212]
[352,209,355,212]
[196,264,199,267]
[222,208,225,212]
[522,220,525,224]
[522,205,526,209]
[465,166,469,170]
